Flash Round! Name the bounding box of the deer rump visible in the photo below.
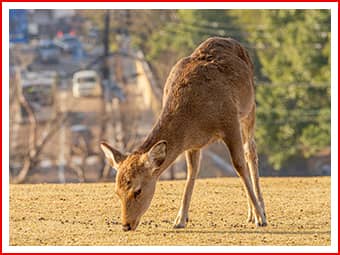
[158,37,255,150]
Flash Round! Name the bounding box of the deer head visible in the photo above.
[100,140,167,231]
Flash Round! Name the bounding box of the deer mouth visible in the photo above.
[122,219,140,231]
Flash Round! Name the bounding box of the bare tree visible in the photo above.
[10,93,68,184]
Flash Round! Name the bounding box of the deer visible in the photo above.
[101,37,267,231]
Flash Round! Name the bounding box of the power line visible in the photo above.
[257,109,330,115]
[256,82,330,88]
[257,119,331,125]
[144,25,329,51]
[126,10,330,34]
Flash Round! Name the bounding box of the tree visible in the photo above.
[10,96,68,184]
[234,10,331,169]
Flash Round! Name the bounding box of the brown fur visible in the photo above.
[101,37,267,231]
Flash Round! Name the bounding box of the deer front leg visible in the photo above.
[174,149,201,228]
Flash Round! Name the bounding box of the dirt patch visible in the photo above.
[9,177,331,246]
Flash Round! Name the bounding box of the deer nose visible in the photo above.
[122,223,131,231]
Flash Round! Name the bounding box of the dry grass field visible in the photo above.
[10,177,331,246]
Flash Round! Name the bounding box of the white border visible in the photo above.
[2,3,10,253]
[2,2,338,253]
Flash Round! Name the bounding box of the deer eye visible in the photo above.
[134,189,142,198]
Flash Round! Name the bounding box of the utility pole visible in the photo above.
[99,10,111,180]
[99,10,110,142]
[58,92,67,183]
[103,10,110,81]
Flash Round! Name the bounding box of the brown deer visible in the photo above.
[101,37,267,231]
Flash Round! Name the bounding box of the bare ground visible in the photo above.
[10,177,331,246]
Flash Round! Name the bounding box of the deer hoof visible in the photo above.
[173,223,186,229]
[247,215,255,223]
[173,215,188,228]
[256,221,268,227]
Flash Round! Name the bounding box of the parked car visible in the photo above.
[37,39,60,63]
[72,70,101,97]
[55,34,81,54]
[17,71,58,123]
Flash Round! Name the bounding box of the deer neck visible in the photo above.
[137,114,186,175]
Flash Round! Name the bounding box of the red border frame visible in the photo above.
[1,1,338,254]
[0,0,338,2]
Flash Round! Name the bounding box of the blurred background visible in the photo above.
[9,9,331,184]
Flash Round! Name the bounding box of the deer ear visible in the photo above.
[147,140,167,170]
[100,142,126,169]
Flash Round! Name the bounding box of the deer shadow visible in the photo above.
[163,229,331,236]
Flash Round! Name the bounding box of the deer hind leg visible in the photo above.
[174,149,201,228]
[244,139,266,224]
[241,106,266,224]
[223,121,266,227]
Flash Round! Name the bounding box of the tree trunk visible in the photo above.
[11,158,32,184]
